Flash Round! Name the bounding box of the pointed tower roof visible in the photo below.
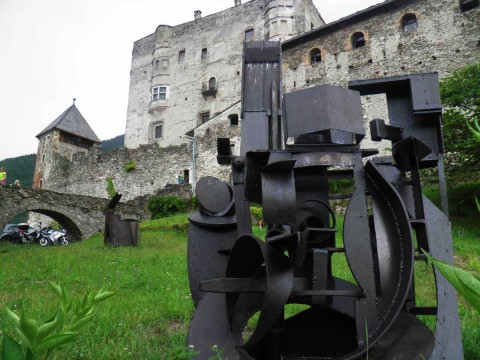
[36,104,100,143]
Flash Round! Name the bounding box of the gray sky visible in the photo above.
[0,0,382,160]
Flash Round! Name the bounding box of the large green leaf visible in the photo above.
[93,290,115,304]
[5,309,20,327]
[37,311,60,343]
[67,312,96,332]
[475,196,480,212]
[1,333,24,360]
[423,250,480,312]
[35,332,78,354]
[466,119,480,141]
[18,315,38,349]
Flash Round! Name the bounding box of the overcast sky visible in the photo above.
[0,0,382,160]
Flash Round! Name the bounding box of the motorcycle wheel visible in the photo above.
[39,238,49,246]
[61,238,68,245]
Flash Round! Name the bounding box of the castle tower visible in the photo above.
[263,0,325,41]
[33,102,100,189]
[124,0,324,149]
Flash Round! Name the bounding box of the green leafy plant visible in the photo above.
[440,62,480,180]
[208,345,224,360]
[423,250,480,312]
[123,160,136,173]
[146,196,188,219]
[1,282,114,360]
[105,177,116,199]
[250,204,263,223]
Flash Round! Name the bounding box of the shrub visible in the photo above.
[250,204,263,222]
[147,196,188,219]
[105,177,116,199]
[124,160,136,173]
[2,282,114,360]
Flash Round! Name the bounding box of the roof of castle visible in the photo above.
[36,104,100,143]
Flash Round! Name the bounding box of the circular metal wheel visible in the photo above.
[61,238,68,245]
[39,238,49,246]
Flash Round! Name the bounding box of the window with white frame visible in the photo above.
[153,122,163,139]
[152,85,168,101]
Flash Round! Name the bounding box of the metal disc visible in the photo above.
[196,176,232,215]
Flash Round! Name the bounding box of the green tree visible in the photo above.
[440,62,480,181]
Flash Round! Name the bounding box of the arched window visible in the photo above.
[352,32,366,49]
[310,48,322,64]
[209,77,216,90]
[402,13,418,32]
[460,0,479,12]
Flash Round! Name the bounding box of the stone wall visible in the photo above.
[34,130,96,189]
[282,0,480,150]
[194,102,242,185]
[42,143,192,201]
[124,0,322,149]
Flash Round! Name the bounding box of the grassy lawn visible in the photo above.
[0,211,478,359]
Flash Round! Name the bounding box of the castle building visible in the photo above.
[33,103,100,189]
[33,0,479,203]
[124,0,323,149]
[193,0,480,179]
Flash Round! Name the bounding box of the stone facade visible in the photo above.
[281,0,479,145]
[33,0,479,207]
[34,131,99,189]
[40,143,192,201]
[124,0,323,149]
[0,185,148,240]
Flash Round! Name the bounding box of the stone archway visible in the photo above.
[0,186,149,241]
[28,209,83,240]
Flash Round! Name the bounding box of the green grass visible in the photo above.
[0,212,478,359]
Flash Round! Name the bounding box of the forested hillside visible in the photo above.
[0,135,125,188]
[0,154,36,187]
[100,134,124,153]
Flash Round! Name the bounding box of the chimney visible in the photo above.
[194,10,202,20]
[234,0,241,5]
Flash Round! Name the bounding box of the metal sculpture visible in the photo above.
[187,41,464,359]
[104,193,139,247]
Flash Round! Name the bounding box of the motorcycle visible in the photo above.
[16,223,36,244]
[35,223,68,246]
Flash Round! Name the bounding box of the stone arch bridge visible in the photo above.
[0,186,148,240]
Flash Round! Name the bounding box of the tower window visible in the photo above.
[42,154,45,162]
[154,59,160,68]
[402,14,418,32]
[162,59,169,67]
[460,0,479,12]
[178,50,186,62]
[208,77,216,90]
[310,48,322,64]
[245,28,254,42]
[153,123,163,139]
[152,85,168,101]
[201,48,208,59]
[200,112,210,124]
[229,114,239,126]
[352,32,366,49]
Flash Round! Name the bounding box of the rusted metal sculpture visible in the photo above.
[187,41,463,359]
[104,193,139,247]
